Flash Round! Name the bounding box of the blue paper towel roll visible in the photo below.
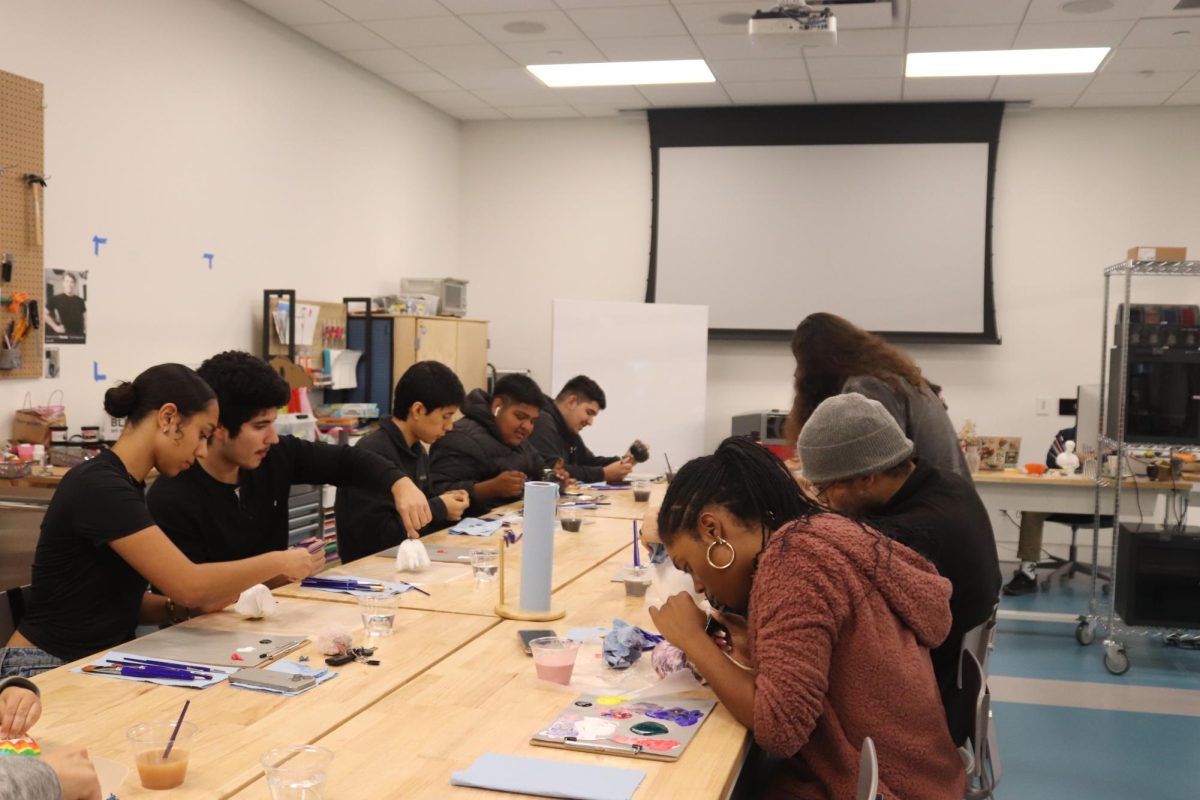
[520,481,559,612]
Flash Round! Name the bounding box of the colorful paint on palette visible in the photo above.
[0,737,41,757]
[611,735,681,752]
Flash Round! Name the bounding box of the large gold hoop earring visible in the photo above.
[706,537,736,570]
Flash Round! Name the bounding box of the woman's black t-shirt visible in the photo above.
[18,449,156,662]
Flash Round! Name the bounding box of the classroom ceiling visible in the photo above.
[240,0,1200,119]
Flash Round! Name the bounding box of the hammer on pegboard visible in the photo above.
[24,173,47,246]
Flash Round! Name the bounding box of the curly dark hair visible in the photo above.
[196,351,290,437]
[786,312,927,442]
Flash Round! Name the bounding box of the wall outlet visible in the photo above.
[1035,397,1052,416]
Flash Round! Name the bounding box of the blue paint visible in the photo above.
[202,253,214,270]
[93,362,106,381]
[92,235,107,256]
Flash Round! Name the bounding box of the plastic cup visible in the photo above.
[529,637,581,685]
[633,480,651,502]
[622,565,652,597]
[559,511,582,532]
[470,548,499,584]
[261,744,334,800]
[127,721,196,790]
[357,594,397,638]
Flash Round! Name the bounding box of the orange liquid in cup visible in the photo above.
[135,750,190,790]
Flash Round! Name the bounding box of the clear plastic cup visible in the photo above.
[559,510,582,532]
[633,480,651,502]
[357,594,397,638]
[127,721,196,790]
[470,548,499,584]
[261,745,334,800]
[529,637,581,685]
[621,564,652,597]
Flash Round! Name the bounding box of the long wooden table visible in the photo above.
[565,483,665,521]
[230,547,749,800]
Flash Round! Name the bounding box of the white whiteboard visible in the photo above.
[551,299,708,475]
[654,142,989,334]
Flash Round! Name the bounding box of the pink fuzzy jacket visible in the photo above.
[749,514,966,800]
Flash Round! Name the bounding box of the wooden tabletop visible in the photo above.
[30,598,496,799]
[560,483,665,521]
[973,469,1193,490]
[230,547,749,800]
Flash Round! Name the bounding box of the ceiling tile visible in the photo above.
[565,6,688,39]
[1122,18,1200,48]
[293,21,392,51]
[1142,0,1200,13]
[241,0,347,26]
[416,89,499,112]
[323,0,449,21]
[547,85,649,104]
[341,47,429,73]
[674,2,761,36]
[460,10,585,43]
[1183,72,1200,91]
[455,108,509,120]
[1024,0,1152,23]
[593,36,703,60]
[903,76,996,100]
[555,0,668,8]
[907,25,1018,52]
[499,106,582,118]
[1101,47,1200,72]
[1027,92,1083,107]
[806,55,905,80]
[723,79,815,103]
[801,29,906,58]
[1165,91,1200,104]
[694,33,820,60]
[909,0,1030,27]
[473,86,562,106]
[992,74,1094,99]
[812,77,903,102]
[366,16,485,47]
[1013,20,1135,48]
[572,104,633,116]
[441,0,557,11]
[441,67,545,90]
[707,58,808,82]
[384,71,461,92]
[1088,69,1194,92]
[497,38,607,65]
[638,82,732,105]
[1074,90,1171,106]
[406,42,518,69]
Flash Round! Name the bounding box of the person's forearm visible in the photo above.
[679,635,757,730]
[162,553,286,607]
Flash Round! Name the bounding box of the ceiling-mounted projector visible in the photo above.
[749,2,837,47]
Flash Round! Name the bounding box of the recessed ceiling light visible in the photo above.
[503,20,547,35]
[527,59,715,87]
[906,47,1110,78]
[1062,0,1114,13]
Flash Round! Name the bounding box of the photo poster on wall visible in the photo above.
[551,299,708,475]
[44,269,87,344]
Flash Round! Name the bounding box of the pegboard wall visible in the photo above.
[0,69,45,380]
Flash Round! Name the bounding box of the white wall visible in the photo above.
[0,0,459,423]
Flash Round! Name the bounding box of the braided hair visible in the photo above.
[657,436,816,545]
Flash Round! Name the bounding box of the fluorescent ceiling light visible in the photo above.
[906,47,1109,78]
[527,59,715,88]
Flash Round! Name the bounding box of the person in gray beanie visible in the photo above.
[798,392,1000,747]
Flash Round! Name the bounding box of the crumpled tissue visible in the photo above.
[650,641,689,678]
[234,583,277,619]
[395,538,431,572]
[603,619,650,670]
[315,624,354,656]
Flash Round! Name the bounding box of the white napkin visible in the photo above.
[234,583,277,619]
[395,538,431,572]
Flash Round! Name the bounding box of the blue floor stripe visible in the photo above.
[993,701,1200,800]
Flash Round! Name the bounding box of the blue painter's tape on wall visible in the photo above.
[93,361,107,381]
[92,235,108,256]
[203,253,214,269]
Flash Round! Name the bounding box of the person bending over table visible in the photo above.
[0,676,102,799]
[528,375,641,484]
[336,361,471,562]
[147,351,431,575]
[429,373,547,517]
[797,392,1001,746]
[648,437,965,800]
[0,364,323,678]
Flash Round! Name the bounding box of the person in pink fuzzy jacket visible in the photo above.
[649,437,965,800]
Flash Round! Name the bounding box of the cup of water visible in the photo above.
[262,744,333,800]
[357,594,397,638]
[470,548,499,584]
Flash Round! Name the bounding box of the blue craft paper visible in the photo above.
[303,577,414,599]
[72,651,237,689]
[450,753,645,800]
[229,659,337,696]
[603,619,647,669]
[565,626,609,642]
[449,518,504,536]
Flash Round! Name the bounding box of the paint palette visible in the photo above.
[530,693,715,762]
[0,737,40,757]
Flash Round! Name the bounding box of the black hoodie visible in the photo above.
[527,394,619,483]
[429,388,546,516]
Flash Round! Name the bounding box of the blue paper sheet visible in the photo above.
[229,659,337,696]
[303,576,414,598]
[450,753,645,800]
[73,651,238,689]
[449,518,504,536]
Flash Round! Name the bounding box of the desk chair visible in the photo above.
[856,737,880,800]
[958,650,1001,800]
[1037,514,1113,590]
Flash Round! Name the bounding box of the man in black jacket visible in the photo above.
[528,375,634,484]
[797,392,1001,747]
[335,361,471,562]
[147,351,432,578]
[430,373,546,517]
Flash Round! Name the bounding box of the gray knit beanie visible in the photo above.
[798,393,914,484]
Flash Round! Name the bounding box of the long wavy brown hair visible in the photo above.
[785,312,927,442]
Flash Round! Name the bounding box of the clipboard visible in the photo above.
[530,693,716,762]
[116,628,307,667]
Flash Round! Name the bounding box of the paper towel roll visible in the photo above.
[519,481,559,613]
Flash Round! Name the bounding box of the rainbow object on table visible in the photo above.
[0,736,41,757]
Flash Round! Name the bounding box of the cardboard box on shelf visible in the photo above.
[1127,246,1188,262]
